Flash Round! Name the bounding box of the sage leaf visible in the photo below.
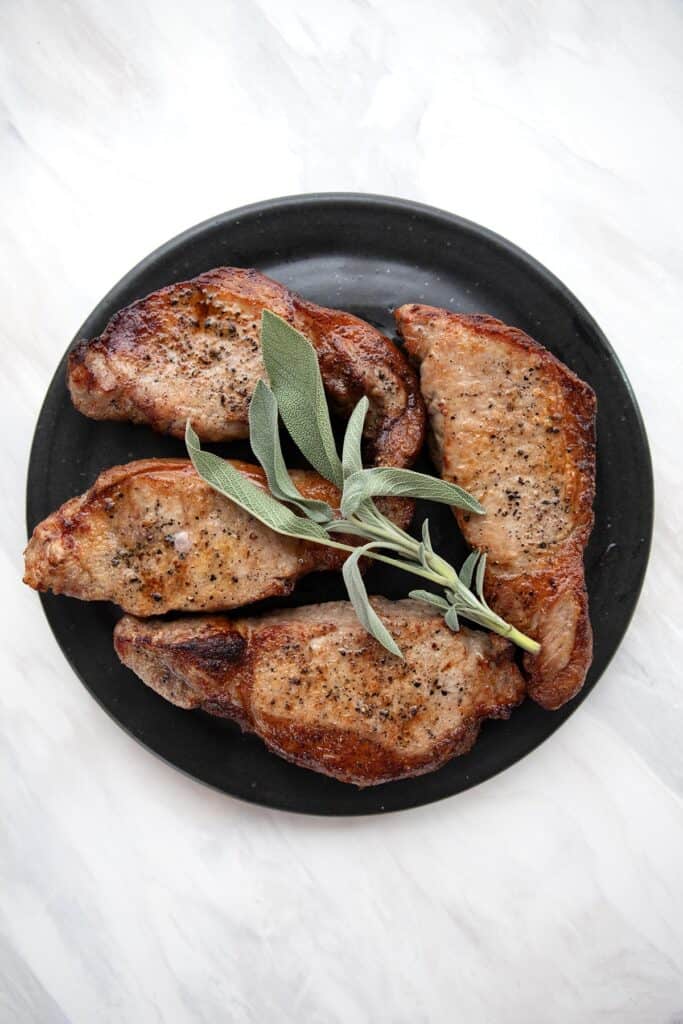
[185,422,330,545]
[260,310,343,487]
[444,606,460,632]
[342,396,369,479]
[248,380,334,524]
[341,467,484,518]
[342,543,404,659]
[458,551,480,590]
[475,551,488,602]
[325,521,372,538]
[421,519,434,554]
[408,589,451,612]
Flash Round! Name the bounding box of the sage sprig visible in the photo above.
[185,311,540,659]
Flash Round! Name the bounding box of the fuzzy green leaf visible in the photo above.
[408,589,451,612]
[248,380,334,524]
[421,519,434,553]
[475,551,488,601]
[458,551,480,590]
[341,467,484,518]
[260,310,343,487]
[341,396,369,480]
[342,544,404,659]
[325,521,371,538]
[444,606,460,632]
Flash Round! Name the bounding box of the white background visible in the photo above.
[2,2,683,1021]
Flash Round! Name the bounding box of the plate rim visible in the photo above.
[25,191,654,815]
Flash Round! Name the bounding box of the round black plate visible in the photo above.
[27,194,653,815]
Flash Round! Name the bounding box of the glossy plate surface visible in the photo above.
[26,194,653,814]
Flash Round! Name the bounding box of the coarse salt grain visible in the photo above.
[173,531,192,554]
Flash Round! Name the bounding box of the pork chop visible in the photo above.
[395,305,596,710]
[68,267,426,468]
[114,599,525,786]
[24,458,411,616]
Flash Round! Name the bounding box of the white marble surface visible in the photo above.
[2,1,682,1020]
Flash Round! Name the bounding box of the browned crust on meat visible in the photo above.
[68,267,426,469]
[396,305,596,710]
[113,602,525,786]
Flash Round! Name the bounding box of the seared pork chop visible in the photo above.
[395,306,596,710]
[68,267,425,468]
[24,459,411,616]
[114,600,525,786]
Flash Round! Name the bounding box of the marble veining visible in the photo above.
[1,0,682,1021]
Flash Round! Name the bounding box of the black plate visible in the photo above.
[26,194,653,815]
